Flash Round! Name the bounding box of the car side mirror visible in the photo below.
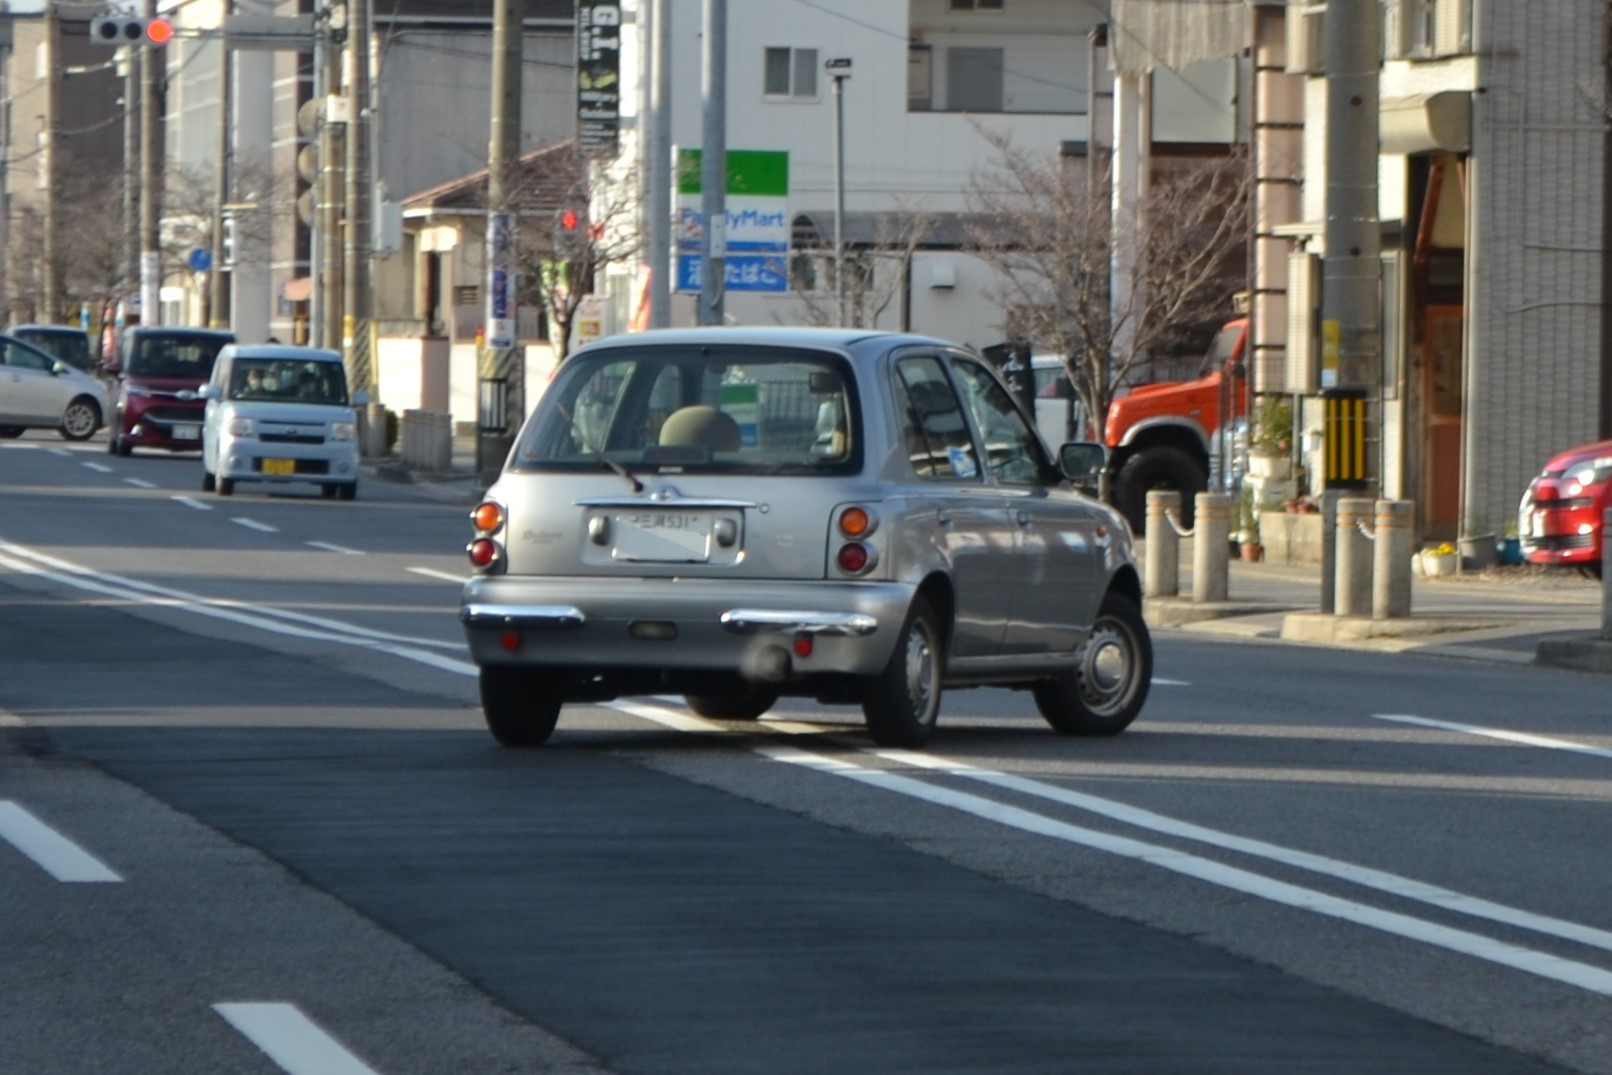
[353,389,370,406]
[1059,441,1107,494]
[199,384,222,401]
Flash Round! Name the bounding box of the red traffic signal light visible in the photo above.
[88,16,173,46]
[559,209,580,231]
[145,18,175,45]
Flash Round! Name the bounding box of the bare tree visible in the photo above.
[783,204,934,328]
[508,144,643,363]
[964,125,1249,442]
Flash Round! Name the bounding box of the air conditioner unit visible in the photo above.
[1285,4,1326,75]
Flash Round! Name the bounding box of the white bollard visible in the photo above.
[1335,497,1374,616]
[1192,491,1232,604]
[1372,499,1413,620]
[1145,490,1181,597]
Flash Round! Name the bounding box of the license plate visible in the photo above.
[262,458,296,476]
[612,511,713,562]
[172,424,200,440]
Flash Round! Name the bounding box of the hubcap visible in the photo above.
[64,405,94,436]
[905,622,935,721]
[1079,620,1134,715]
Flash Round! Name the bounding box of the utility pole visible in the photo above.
[827,58,851,328]
[1321,0,1381,482]
[42,1,60,324]
[478,0,522,485]
[139,0,161,326]
[647,0,671,328]
[343,0,373,400]
[208,2,234,329]
[317,3,345,350]
[697,0,725,325]
[123,46,137,330]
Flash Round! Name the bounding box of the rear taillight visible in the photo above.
[467,538,502,569]
[832,504,880,576]
[467,500,506,573]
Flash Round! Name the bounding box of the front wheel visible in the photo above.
[0,426,24,439]
[59,398,101,441]
[861,594,943,748]
[338,481,357,501]
[201,470,216,492]
[1113,446,1207,535]
[1034,590,1152,736]
[480,666,563,747]
[217,477,235,496]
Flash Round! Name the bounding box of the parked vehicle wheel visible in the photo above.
[1033,590,1151,736]
[1114,446,1207,534]
[111,432,132,457]
[685,691,779,720]
[59,398,101,441]
[0,426,24,439]
[201,471,216,492]
[338,481,357,501]
[217,477,235,496]
[320,483,338,499]
[480,666,562,747]
[861,594,943,748]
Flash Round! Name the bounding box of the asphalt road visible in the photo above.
[3,433,1609,1074]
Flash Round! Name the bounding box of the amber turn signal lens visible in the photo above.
[839,506,870,537]
[471,501,504,533]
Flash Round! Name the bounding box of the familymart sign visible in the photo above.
[675,149,789,293]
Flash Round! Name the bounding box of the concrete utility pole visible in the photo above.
[42,1,60,324]
[698,0,726,325]
[208,3,234,329]
[139,0,161,325]
[1321,0,1382,479]
[827,58,851,328]
[123,47,137,327]
[343,0,373,396]
[316,1,345,350]
[477,0,523,485]
[646,0,671,328]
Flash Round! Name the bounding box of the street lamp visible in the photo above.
[826,57,852,327]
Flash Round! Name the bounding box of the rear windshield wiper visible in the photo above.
[552,400,644,493]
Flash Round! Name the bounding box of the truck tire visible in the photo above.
[1115,446,1207,534]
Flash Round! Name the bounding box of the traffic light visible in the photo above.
[554,206,586,253]
[89,16,175,47]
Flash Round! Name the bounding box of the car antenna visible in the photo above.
[551,399,643,493]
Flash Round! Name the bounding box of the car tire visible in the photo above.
[217,477,235,496]
[861,594,943,748]
[111,432,131,457]
[1033,590,1151,737]
[0,426,24,439]
[685,691,779,720]
[1114,446,1207,535]
[59,399,101,441]
[320,484,338,499]
[480,666,562,747]
[201,471,216,492]
[338,482,357,501]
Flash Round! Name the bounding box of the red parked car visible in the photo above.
[1517,437,1612,574]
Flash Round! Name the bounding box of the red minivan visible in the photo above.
[106,327,235,455]
[1517,437,1612,575]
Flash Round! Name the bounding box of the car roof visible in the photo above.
[578,325,963,357]
[126,326,236,339]
[8,324,89,336]
[223,345,344,364]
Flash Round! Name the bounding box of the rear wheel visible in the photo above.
[1033,590,1151,736]
[0,426,23,439]
[861,595,943,748]
[480,666,563,747]
[217,477,235,496]
[685,691,779,720]
[201,471,216,492]
[1114,446,1207,534]
[59,398,100,441]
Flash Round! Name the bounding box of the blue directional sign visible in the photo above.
[188,247,213,272]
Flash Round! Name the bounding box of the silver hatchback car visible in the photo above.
[460,327,1150,749]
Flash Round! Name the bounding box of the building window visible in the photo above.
[908,46,933,111]
[946,47,1004,112]
[950,0,1004,9]
[764,47,819,99]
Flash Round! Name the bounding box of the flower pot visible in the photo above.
[1240,542,1264,562]
[1419,550,1458,576]
[1458,534,1498,571]
[1247,453,1291,480]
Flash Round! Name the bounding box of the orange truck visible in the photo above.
[1103,317,1249,531]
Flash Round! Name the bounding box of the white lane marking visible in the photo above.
[1374,713,1612,761]
[1154,677,1189,686]
[307,541,364,555]
[124,477,156,489]
[234,517,278,533]
[0,801,122,882]
[405,566,466,583]
[48,448,71,457]
[213,1003,383,1075]
[614,702,1612,996]
[0,541,468,660]
[82,462,112,474]
[173,496,213,511]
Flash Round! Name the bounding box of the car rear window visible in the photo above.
[126,333,231,378]
[511,345,860,476]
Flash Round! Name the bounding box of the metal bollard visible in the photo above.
[1192,491,1232,604]
[1145,490,1181,597]
[1372,499,1413,620]
[1335,497,1374,616]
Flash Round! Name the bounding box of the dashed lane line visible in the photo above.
[0,801,122,882]
[173,496,213,511]
[307,541,364,555]
[124,477,157,489]
[1374,713,1612,761]
[406,566,466,583]
[233,517,279,533]
[213,1004,383,1075]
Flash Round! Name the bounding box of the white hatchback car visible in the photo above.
[0,332,108,441]
[199,345,367,499]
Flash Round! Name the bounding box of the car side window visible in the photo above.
[950,358,1053,486]
[4,341,50,373]
[895,356,981,481]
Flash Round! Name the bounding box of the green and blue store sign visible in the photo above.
[676,149,789,293]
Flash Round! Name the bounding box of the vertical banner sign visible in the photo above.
[485,211,516,350]
[675,149,789,293]
[578,1,622,157]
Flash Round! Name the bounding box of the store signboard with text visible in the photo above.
[675,149,789,293]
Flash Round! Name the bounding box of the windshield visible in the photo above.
[15,330,92,371]
[126,333,231,378]
[229,358,349,405]
[1197,323,1244,377]
[510,345,860,476]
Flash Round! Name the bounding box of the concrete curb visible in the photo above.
[1536,635,1612,674]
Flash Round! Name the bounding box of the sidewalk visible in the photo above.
[364,442,1612,675]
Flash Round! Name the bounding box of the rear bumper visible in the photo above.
[460,575,911,678]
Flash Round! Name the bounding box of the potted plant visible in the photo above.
[1248,395,1293,480]
[1236,485,1263,561]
